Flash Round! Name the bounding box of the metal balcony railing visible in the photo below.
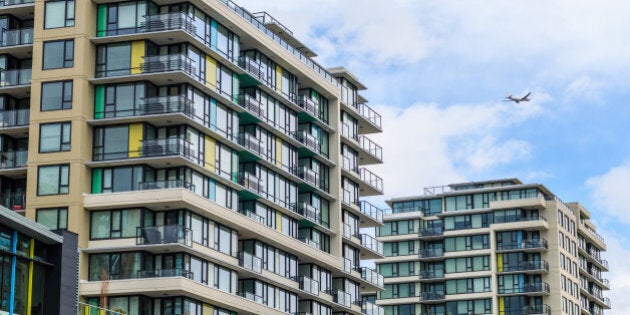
[418,248,444,259]
[360,267,384,288]
[77,302,126,315]
[295,130,320,152]
[238,94,265,118]
[297,202,321,225]
[360,200,383,224]
[141,138,195,160]
[297,276,319,295]
[95,95,195,119]
[1,28,33,47]
[500,260,550,273]
[238,55,268,85]
[498,282,550,294]
[298,237,320,250]
[0,192,25,211]
[238,291,264,304]
[238,172,263,193]
[358,135,383,161]
[331,289,351,307]
[418,227,443,238]
[136,225,192,247]
[522,304,551,315]
[238,252,262,273]
[360,167,384,193]
[136,268,193,279]
[358,102,382,130]
[362,301,384,315]
[359,234,383,256]
[137,180,195,191]
[239,209,265,224]
[497,238,548,251]
[141,54,196,76]
[419,269,444,280]
[419,291,445,301]
[0,150,27,169]
[142,12,197,34]
[238,133,266,157]
[298,95,319,118]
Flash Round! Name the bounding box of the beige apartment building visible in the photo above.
[0,0,386,314]
[374,179,610,315]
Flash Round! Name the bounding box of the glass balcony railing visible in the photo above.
[419,291,445,301]
[141,138,196,159]
[0,0,34,6]
[362,301,384,315]
[497,239,548,251]
[342,257,352,274]
[298,236,320,250]
[238,133,265,157]
[501,260,549,273]
[298,166,323,190]
[360,168,383,193]
[358,102,382,130]
[498,282,550,294]
[294,130,319,152]
[95,95,195,119]
[0,192,25,211]
[0,150,27,169]
[238,55,269,85]
[360,267,384,288]
[341,189,359,208]
[0,68,31,87]
[298,276,319,295]
[142,54,196,75]
[297,202,320,224]
[238,172,263,193]
[522,304,551,315]
[142,12,197,34]
[360,200,383,224]
[136,268,194,279]
[239,210,265,224]
[137,179,195,191]
[1,28,33,47]
[418,227,443,238]
[0,109,29,127]
[77,302,124,315]
[341,156,359,174]
[360,234,383,256]
[136,225,192,247]
[238,252,262,273]
[298,95,319,118]
[342,222,352,239]
[358,135,383,161]
[331,289,351,307]
[419,269,444,280]
[238,291,264,304]
[418,248,444,259]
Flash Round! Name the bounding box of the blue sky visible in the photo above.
[237,0,630,312]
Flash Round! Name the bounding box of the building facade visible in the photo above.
[375,179,610,315]
[0,205,78,315]
[0,0,385,314]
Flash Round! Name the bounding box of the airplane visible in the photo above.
[503,92,531,103]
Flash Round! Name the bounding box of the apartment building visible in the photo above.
[375,179,610,315]
[0,0,385,314]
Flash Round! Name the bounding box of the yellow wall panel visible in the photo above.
[205,136,216,172]
[128,124,143,158]
[275,65,282,92]
[497,253,503,272]
[206,56,217,90]
[275,138,282,167]
[202,304,213,315]
[130,41,145,74]
[499,297,505,313]
[276,212,282,232]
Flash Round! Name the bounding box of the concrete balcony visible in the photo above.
[419,269,444,281]
[499,260,550,274]
[418,248,444,261]
[489,194,547,210]
[0,28,32,58]
[136,224,192,247]
[496,238,548,252]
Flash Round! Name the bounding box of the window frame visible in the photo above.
[39,121,71,153]
[42,39,75,70]
[36,207,68,230]
[37,164,70,196]
[41,80,73,111]
[44,0,76,29]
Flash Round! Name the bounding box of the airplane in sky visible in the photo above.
[504,92,531,103]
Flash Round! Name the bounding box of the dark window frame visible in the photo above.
[40,80,73,111]
[42,39,74,69]
[39,121,71,153]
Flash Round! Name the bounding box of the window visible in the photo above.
[96,43,131,77]
[41,81,72,111]
[38,164,69,195]
[39,122,71,152]
[43,40,74,69]
[214,266,232,292]
[90,209,142,239]
[214,224,232,255]
[36,207,68,230]
[45,0,75,29]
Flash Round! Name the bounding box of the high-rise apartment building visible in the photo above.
[0,0,385,314]
[375,179,610,315]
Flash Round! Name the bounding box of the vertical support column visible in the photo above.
[26,238,34,315]
[8,231,17,315]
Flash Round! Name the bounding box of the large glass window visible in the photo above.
[96,43,131,77]
[90,209,143,239]
[43,40,74,69]
[214,265,232,292]
[41,80,72,111]
[36,207,68,230]
[37,164,69,195]
[39,122,71,152]
[44,0,75,29]
[93,125,129,160]
[214,224,232,255]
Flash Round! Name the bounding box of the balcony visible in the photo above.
[138,179,195,191]
[418,227,443,239]
[1,28,32,47]
[498,282,550,295]
[93,95,195,121]
[238,252,262,274]
[238,172,263,194]
[298,237,320,250]
[136,225,192,247]
[297,276,319,295]
[522,304,551,315]
[419,291,445,302]
[0,108,28,130]
[294,130,319,153]
[142,12,196,34]
[238,55,269,85]
[360,267,384,288]
[0,68,30,90]
[95,54,196,82]
[418,248,444,260]
[0,0,34,7]
[142,54,195,75]
[419,269,444,280]
[238,94,265,120]
[359,200,383,226]
[297,95,319,119]
[0,150,27,170]
[239,209,265,224]
[500,260,550,273]
[136,268,194,280]
[238,291,264,305]
[342,222,354,239]
[298,166,326,192]
[238,133,266,158]
[77,302,124,315]
[358,168,383,196]
[331,289,351,307]
[358,102,382,133]
[0,192,25,211]
[297,202,322,226]
[340,124,383,165]
[341,257,353,274]
[362,301,384,315]
[143,137,195,158]
[496,238,548,252]
[341,189,359,209]
[359,234,384,257]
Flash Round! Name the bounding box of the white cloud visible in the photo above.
[586,162,630,223]
[597,232,630,315]
[563,75,605,105]
[368,100,542,198]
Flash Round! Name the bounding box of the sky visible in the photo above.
[235,0,630,313]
